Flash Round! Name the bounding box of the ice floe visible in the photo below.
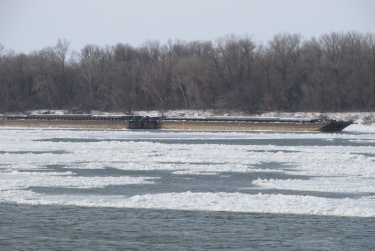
[0,116,374,217]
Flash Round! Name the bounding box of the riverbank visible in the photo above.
[2,109,374,127]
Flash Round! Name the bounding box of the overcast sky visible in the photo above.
[1,0,374,53]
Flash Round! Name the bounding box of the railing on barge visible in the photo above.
[162,116,322,123]
[0,114,162,129]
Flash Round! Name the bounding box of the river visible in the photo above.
[1,126,374,250]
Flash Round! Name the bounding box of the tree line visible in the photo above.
[1,31,375,114]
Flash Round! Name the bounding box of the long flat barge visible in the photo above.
[161,116,353,131]
[0,114,353,131]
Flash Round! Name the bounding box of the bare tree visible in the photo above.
[268,33,304,110]
[299,37,328,112]
[0,43,5,61]
[78,44,105,110]
[363,33,375,110]
[1,32,375,113]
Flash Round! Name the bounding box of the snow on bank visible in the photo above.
[135,109,375,125]
[2,109,374,126]
[259,111,375,126]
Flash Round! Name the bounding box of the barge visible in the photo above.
[161,116,353,132]
[0,114,353,132]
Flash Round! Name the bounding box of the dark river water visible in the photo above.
[1,203,374,251]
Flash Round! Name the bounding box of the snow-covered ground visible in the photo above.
[164,110,375,126]
[4,109,374,125]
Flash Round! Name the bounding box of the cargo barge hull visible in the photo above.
[160,121,352,131]
[0,115,353,132]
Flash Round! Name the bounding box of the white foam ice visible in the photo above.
[1,191,374,218]
[0,171,156,190]
[253,177,375,194]
[0,125,375,217]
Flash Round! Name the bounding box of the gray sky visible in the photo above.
[1,0,374,53]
